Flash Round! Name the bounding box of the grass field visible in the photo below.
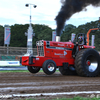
[0,69,59,73]
[25,96,100,100]
[0,69,48,73]
[0,70,29,73]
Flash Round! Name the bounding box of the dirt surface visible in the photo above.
[0,72,100,100]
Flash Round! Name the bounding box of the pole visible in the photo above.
[7,44,9,55]
[25,4,36,55]
[30,5,31,25]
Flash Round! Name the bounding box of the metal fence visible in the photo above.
[0,46,37,56]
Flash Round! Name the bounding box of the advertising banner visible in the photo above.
[4,27,11,45]
[0,61,20,66]
[52,31,56,41]
[91,35,95,46]
[71,33,76,42]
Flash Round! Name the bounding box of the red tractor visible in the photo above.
[20,29,100,77]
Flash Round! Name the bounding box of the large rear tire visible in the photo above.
[42,60,56,75]
[27,66,40,74]
[75,49,100,77]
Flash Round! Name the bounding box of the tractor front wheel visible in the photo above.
[27,66,40,74]
[42,60,56,75]
[75,49,100,77]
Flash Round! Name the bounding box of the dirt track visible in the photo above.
[0,72,100,100]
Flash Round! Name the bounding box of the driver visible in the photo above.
[78,36,83,44]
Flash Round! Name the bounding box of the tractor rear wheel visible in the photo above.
[75,49,100,77]
[59,66,77,75]
[27,66,40,74]
[42,60,56,75]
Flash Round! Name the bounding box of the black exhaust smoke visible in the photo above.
[55,0,100,36]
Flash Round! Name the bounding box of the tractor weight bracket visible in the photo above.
[29,55,36,65]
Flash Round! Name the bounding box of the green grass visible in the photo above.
[24,96,100,100]
[0,69,44,73]
[0,69,59,73]
[0,70,29,73]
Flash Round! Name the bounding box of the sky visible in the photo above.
[0,0,100,29]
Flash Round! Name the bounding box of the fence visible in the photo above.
[0,46,37,61]
[0,46,37,56]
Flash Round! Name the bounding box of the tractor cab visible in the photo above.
[72,33,87,45]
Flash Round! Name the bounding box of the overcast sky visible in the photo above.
[0,0,100,29]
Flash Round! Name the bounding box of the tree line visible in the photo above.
[0,20,100,50]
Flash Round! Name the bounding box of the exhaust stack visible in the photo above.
[56,36,60,42]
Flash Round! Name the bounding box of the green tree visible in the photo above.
[10,24,52,47]
[10,24,27,47]
[0,20,100,51]
[61,24,76,42]
[32,24,52,47]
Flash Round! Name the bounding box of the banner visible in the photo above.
[91,35,95,46]
[4,27,11,45]
[0,61,20,66]
[71,33,76,42]
[52,31,56,41]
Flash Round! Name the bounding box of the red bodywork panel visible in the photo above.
[21,40,75,67]
[21,56,75,67]
[21,40,95,68]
